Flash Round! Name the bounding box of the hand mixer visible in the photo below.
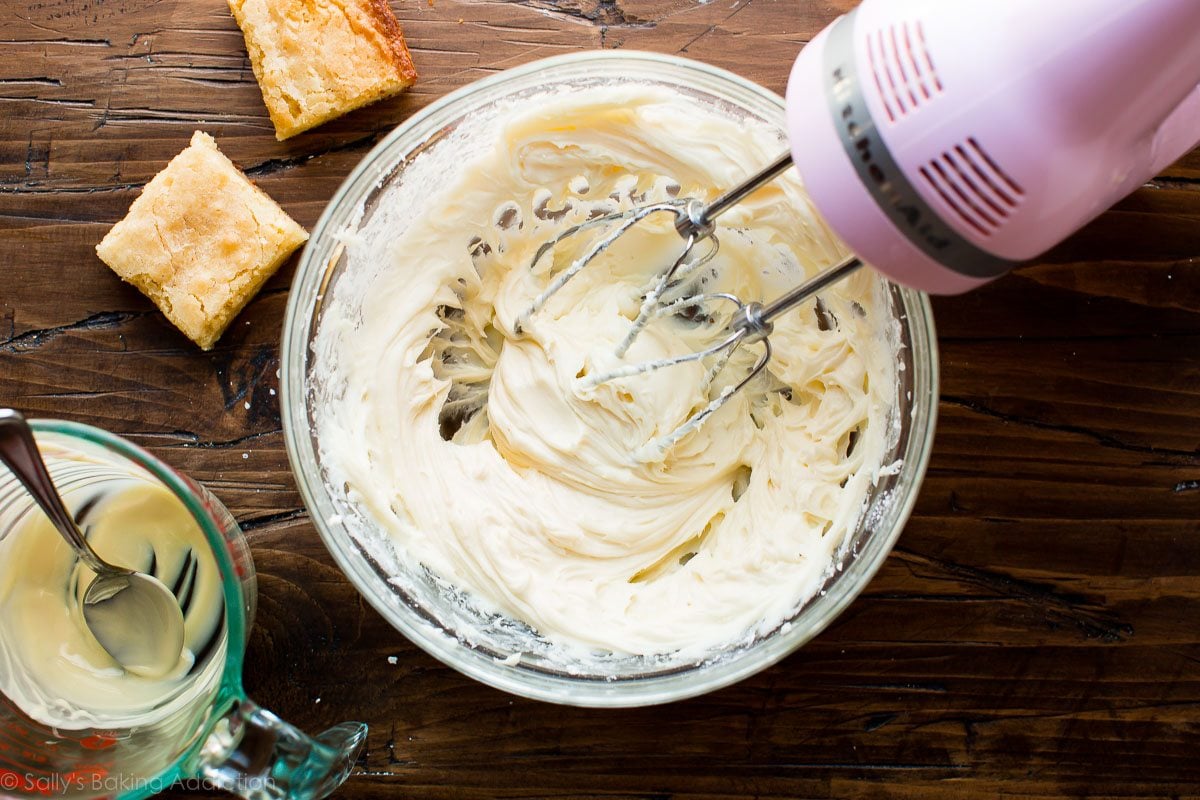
[518,0,1200,452]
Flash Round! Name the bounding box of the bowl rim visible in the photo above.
[281,49,940,707]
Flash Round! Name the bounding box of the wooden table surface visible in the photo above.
[4,1,1200,797]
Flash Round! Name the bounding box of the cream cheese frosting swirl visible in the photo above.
[316,86,895,656]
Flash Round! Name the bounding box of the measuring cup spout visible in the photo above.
[192,699,366,800]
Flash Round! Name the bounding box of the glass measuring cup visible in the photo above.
[0,418,366,800]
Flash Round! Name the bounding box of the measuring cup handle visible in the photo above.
[191,698,366,800]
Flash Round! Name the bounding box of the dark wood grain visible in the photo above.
[3,1,1200,798]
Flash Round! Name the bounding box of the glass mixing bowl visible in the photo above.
[281,51,938,707]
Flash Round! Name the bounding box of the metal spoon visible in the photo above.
[0,409,185,678]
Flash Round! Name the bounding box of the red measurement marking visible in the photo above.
[80,734,117,750]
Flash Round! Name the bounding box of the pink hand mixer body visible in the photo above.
[788,0,1200,294]
[517,0,1200,448]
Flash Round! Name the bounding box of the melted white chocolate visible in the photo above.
[0,447,224,728]
[316,86,896,656]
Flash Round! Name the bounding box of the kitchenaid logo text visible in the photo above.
[828,64,953,254]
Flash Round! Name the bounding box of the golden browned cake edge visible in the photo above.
[361,0,419,85]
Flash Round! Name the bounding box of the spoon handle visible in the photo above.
[0,409,107,574]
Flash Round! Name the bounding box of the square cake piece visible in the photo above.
[96,131,308,350]
[229,0,418,140]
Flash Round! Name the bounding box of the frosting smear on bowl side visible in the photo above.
[315,85,896,657]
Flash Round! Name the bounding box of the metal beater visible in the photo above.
[514,152,862,453]
[516,0,1200,454]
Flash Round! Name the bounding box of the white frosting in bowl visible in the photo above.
[311,83,899,662]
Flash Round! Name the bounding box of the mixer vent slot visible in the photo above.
[917,138,1025,238]
[866,20,943,122]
